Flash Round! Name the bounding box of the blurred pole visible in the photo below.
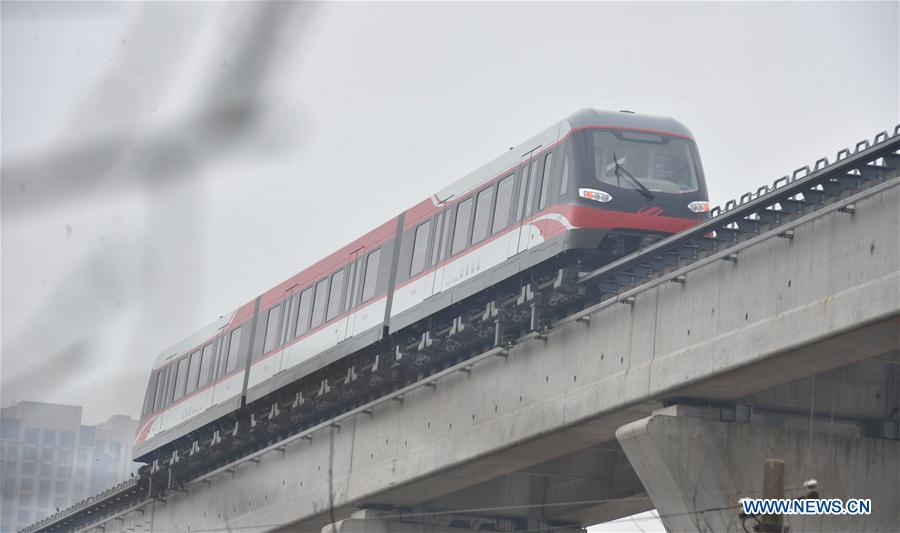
[758,458,785,533]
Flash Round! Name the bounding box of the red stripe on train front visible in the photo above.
[134,415,158,445]
[561,204,699,233]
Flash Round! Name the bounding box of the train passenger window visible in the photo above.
[439,211,454,261]
[559,154,570,196]
[451,197,473,256]
[471,187,494,245]
[173,357,190,401]
[283,294,300,342]
[431,212,445,266]
[198,343,215,389]
[185,350,202,394]
[224,327,242,375]
[310,278,329,329]
[361,249,381,302]
[514,163,530,222]
[538,152,553,209]
[263,304,281,354]
[143,372,159,416]
[344,261,358,311]
[326,270,345,321]
[524,159,541,218]
[492,175,515,234]
[410,220,431,277]
[295,288,313,336]
[165,363,177,405]
[153,368,167,412]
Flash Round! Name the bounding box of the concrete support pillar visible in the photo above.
[616,405,899,533]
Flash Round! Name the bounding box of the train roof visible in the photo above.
[563,108,695,140]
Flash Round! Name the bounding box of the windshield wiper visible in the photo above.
[612,152,655,201]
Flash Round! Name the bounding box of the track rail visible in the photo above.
[24,124,900,533]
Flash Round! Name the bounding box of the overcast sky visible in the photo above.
[1,2,897,529]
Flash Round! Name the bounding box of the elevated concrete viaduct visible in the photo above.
[78,177,899,532]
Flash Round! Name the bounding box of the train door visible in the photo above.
[510,149,540,257]
[430,196,452,298]
[341,248,363,342]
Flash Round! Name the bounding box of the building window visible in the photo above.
[59,431,75,449]
[295,288,313,337]
[23,447,37,461]
[492,175,515,234]
[310,279,329,329]
[0,418,21,439]
[450,197,474,256]
[25,428,39,445]
[409,220,431,277]
[39,463,52,477]
[21,462,35,475]
[538,152,553,209]
[361,249,381,302]
[471,187,494,245]
[42,430,55,447]
[326,270,345,322]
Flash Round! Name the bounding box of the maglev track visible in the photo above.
[25,125,900,533]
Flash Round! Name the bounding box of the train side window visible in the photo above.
[224,327,242,375]
[326,270,345,321]
[173,357,190,401]
[538,152,554,209]
[198,343,215,389]
[344,260,358,311]
[409,220,432,276]
[165,363,177,405]
[282,294,299,342]
[431,212,445,266]
[310,278,329,329]
[153,368,167,412]
[185,350,202,394]
[471,187,494,245]
[514,163,530,222]
[559,153,570,197]
[450,197,473,256]
[492,174,515,234]
[524,158,541,218]
[295,288,313,336]
[143,372,159,416]
[439,211,454,261]
[263,304,281,354]
[361,249,381,302]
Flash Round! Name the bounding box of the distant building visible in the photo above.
[0,401,140,532]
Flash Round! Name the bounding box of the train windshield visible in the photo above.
[590,131,699,193]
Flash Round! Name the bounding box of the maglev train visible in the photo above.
[134,109,710,461]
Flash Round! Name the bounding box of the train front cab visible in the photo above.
[552,125,710,264]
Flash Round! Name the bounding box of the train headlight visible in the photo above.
[579,188,613,203]
[688,201,710,213]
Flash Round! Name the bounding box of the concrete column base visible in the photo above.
[616,405,899,532]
